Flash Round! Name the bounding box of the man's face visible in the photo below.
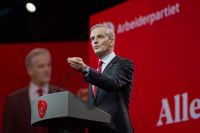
[28,53,52,86]
[90,27,114,57]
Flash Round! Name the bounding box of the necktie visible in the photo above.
[37,88,44,97]
[37,88,45,133]
[93,60,103,98]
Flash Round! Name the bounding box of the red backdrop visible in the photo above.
[90,0,200,133]
[0,41,89,131]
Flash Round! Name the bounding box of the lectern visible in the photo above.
[31,91,111,133]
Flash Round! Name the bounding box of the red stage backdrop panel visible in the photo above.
[0,41,89,131]
[90,0,200,133]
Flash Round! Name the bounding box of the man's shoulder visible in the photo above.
[7,87,28,102]
[8,87,28,97]
[116,55,134,65]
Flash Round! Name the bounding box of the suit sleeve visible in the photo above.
[84,59,134,92]
[3,96,15,133]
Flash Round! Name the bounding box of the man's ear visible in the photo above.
[27,67,32,76]
[110,40,115,46]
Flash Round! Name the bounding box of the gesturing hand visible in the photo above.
[67,57,88,72]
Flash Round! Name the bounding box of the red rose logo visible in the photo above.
[38,99,47,118]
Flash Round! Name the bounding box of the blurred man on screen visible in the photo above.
[3,48,65,133]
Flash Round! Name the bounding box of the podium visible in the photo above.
[31,91,111,133]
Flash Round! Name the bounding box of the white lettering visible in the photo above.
[174,94,181,122]
[117,2,180,34]
[190,99,200,119]
[157,92,200,126]
[157,99,173,126]
[182,92,189,121]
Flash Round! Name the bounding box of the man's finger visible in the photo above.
[68,57,83,62]
[75,57,83,61]
[68,58,80,64]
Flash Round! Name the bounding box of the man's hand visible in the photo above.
[67,57,88,73]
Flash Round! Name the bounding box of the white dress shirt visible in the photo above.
[28,82,49,103]
[100,52,116,72]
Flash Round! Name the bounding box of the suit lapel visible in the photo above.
[21,88,31,124]
[89,85,95,105]
[103,55,120,74]
[23,88,30,111]
[48,85,60,94]
[48,85,55,94]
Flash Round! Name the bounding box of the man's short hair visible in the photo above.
[90,24,115,41]
[25,48,50,67]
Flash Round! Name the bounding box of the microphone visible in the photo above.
[55,70,76,92]
[59,71,76,87]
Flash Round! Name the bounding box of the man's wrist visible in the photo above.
[82,66,89,75]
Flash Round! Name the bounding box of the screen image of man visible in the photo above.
[67,24,134,133]
[3,48,65,133]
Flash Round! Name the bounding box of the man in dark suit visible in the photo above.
[67,24,134,133]
[3,48,64,133]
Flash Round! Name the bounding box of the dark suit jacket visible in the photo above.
[85,55,134,133]
[3,85,64,133]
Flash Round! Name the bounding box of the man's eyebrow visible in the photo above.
[90,33,106,38]
[94,33,105,36]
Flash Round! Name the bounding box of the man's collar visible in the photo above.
[101,52,116,64]
[29,82,49,92]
